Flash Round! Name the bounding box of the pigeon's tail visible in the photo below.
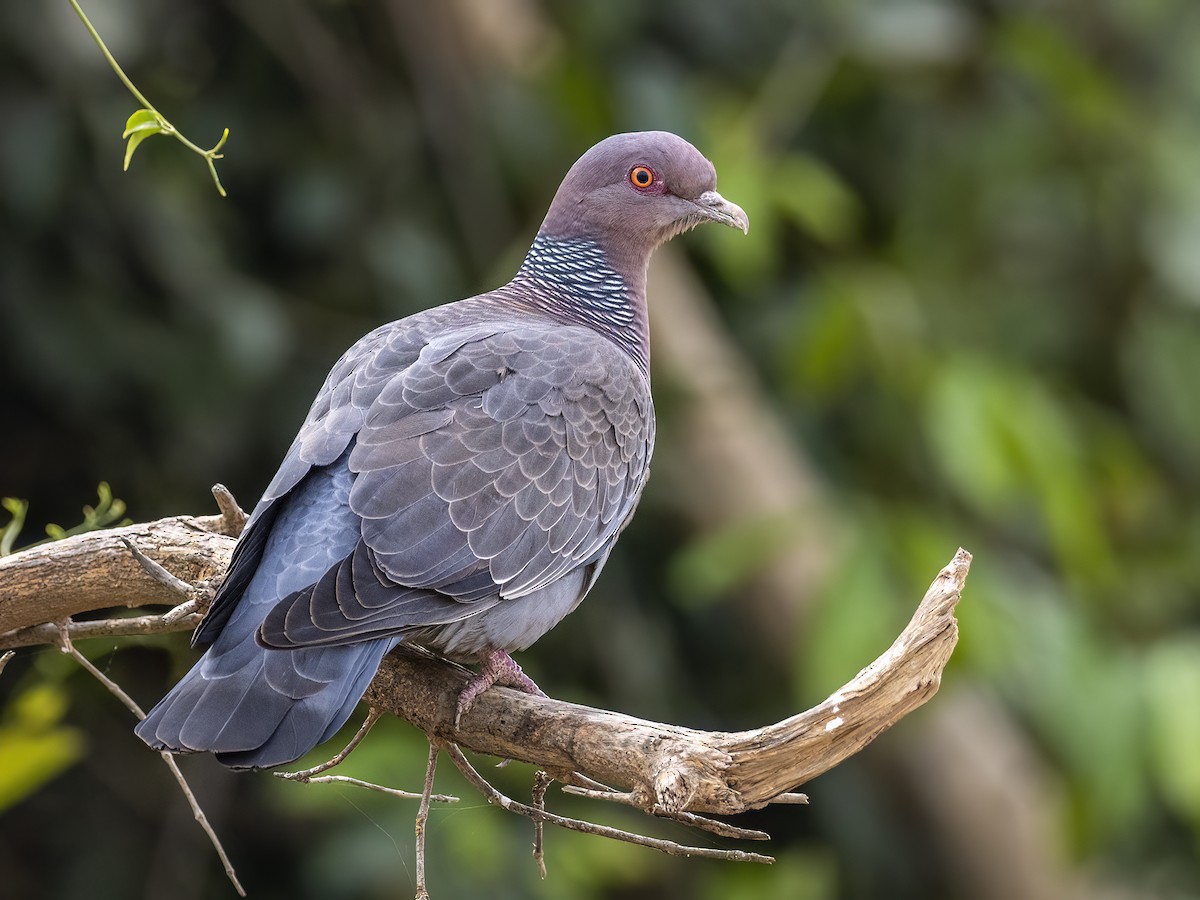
[135,628,393,769]
[135,448,391,768]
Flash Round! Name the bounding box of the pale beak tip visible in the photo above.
[697,190,749,235]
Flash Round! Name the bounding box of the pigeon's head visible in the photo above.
[539,131,748,266]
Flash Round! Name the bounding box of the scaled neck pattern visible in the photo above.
[505,235,649,372]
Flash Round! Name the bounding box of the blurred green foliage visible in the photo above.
[0,683,84,814]
[0,484,129,816]
[3,0,1200,898]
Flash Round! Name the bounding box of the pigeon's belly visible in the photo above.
[414,566,590,660]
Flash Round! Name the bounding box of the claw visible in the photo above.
[454,649,545,727]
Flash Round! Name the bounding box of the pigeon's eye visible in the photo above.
[629,166,655,190]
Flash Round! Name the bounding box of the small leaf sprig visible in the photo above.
[0,498,27,557]
[0,484,132,556]
[68,0,229,196]
[43,482,131,541]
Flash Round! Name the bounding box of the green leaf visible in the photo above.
[122,109,164,171]
[121,108,162,139]
[1,497,27,556]
[123,130,157,171]
[43,483,131,543]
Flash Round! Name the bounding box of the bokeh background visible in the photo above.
[3,0,1200,898]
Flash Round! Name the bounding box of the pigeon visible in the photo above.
[135,131,749,769]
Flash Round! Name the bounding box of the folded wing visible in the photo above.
[257,322,653,650]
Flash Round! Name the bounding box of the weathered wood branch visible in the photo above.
[0,504,968,818]
[366,548,967,814]
[0,488,244,642]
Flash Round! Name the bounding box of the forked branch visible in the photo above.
[0,499,968,876]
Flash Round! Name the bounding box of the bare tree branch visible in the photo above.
[276,707,385,782]
[415,741,441,900]
[560,785,771,841]
[120,536,204,603]
[362,549,967,816]
[0,506,968,873]
[0,610,205,650]
[0,514,236,639]
[209,483,249,537]
[53,625,246,896]
[442,743,776,865]
[531,769,552,879]
[765,792,810,805]
[279,773,457,805]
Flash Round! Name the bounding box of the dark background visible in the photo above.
[3,1,1200,898]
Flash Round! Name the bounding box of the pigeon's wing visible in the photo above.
[193,319,427,647]
[257,322,654,648]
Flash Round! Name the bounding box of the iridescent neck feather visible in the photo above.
[497,235,649,372]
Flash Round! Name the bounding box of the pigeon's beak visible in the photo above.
[694,190,750,235]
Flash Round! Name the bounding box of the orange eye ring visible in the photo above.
[629,165,655,190]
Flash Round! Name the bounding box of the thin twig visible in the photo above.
[67,0,229,195]
[284,773,457,804]
[767,792,810,805]
[276,708,383,781]
[532,771,552,879]
[211,484,248,537]
[120,538,199,600]
[555,770,616,793]
[442,744,774,865]
[54,625,246,896]
[0,650,14,676]
[156,757,245,895]
[161,599,204,625]
[0,608,199,650]
[415,742,440,900]
[56,627,145,717]
[560,786,770,841]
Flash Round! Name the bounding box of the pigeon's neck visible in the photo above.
[504,234,650,371]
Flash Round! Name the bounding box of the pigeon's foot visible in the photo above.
[455,649,545,727]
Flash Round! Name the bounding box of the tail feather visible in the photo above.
[213,640,393,769]
[136,632,393,768]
